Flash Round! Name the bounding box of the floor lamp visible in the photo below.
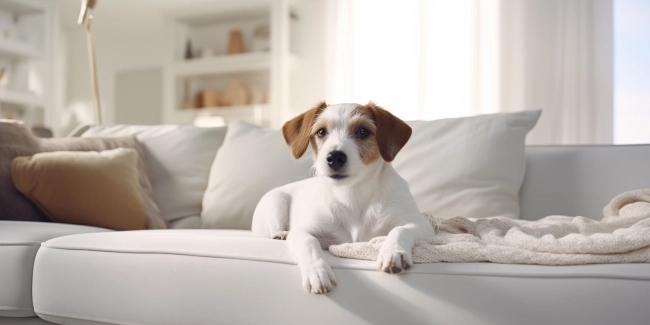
[78,0,102,124]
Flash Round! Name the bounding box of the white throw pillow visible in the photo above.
[201,120,313,229]
[393,110,541,219]
[83,125,227,223]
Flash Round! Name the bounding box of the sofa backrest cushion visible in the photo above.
[201,120,312,229]
[83,125,227,223]
[520,145,650,221]
[393,110,540,219]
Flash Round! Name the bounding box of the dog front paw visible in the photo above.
[377,250,412,274]
[301,261,337,294]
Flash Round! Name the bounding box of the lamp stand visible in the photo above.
[84,10,102,125]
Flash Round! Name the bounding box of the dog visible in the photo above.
[251,101,434,294]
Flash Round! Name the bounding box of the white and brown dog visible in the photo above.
[252,102,434,294]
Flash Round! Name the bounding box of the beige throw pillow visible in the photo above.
[12,148,148,231]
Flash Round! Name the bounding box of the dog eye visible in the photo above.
[355,127,370,138]
[317,128,327,137]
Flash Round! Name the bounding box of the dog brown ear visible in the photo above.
[366,102,412,162]
[282,101,327,159]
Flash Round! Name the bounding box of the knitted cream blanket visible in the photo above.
[329,189,650,265]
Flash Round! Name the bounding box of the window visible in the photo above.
[614,0,650,144]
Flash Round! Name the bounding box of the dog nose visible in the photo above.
[327,151,347,170]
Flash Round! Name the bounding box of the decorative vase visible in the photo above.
[227,30,245,54]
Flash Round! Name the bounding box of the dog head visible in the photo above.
[282,101,411,184]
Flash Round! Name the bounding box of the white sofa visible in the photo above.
[2,125,650,325]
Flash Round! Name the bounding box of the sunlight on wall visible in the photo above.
[351,0,420,120]
[422,0,473,120]
[28,62,44,96]
[327,0,500,121]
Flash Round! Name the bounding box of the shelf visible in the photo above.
[180,7,268,27]
[0,39,38,59]
[0,0,45,15]
[171,52,270,77]
[186,104,268,117]
[170,1,269,26]
[0,88,44,107]
[181,104,269,125]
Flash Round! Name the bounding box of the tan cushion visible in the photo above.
[12,148,148,231]
[41,136,167,229]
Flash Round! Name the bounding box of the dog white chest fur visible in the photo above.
[252,102,434,294]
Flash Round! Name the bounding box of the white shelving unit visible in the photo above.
[0,0,56,130]
[162,0,296,128]
[184,104,270,126]
[0,38,38,59]
[170,52,271,77]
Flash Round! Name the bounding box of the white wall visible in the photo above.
[289,0,326,116]
[60,28,90,135]
[115,67,162,124]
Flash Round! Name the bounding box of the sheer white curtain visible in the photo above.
[324,0,613,144]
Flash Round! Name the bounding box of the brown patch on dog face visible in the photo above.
[309,117,332,156]
[357,134,381,165]
[349,107,381,165]
[357,102,412,162]
[308,137,320,156]
[282,101,327,159]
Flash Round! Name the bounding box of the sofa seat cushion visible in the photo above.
[0,221,109,317]
[32,230,650,325]
[168,215,201,229]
